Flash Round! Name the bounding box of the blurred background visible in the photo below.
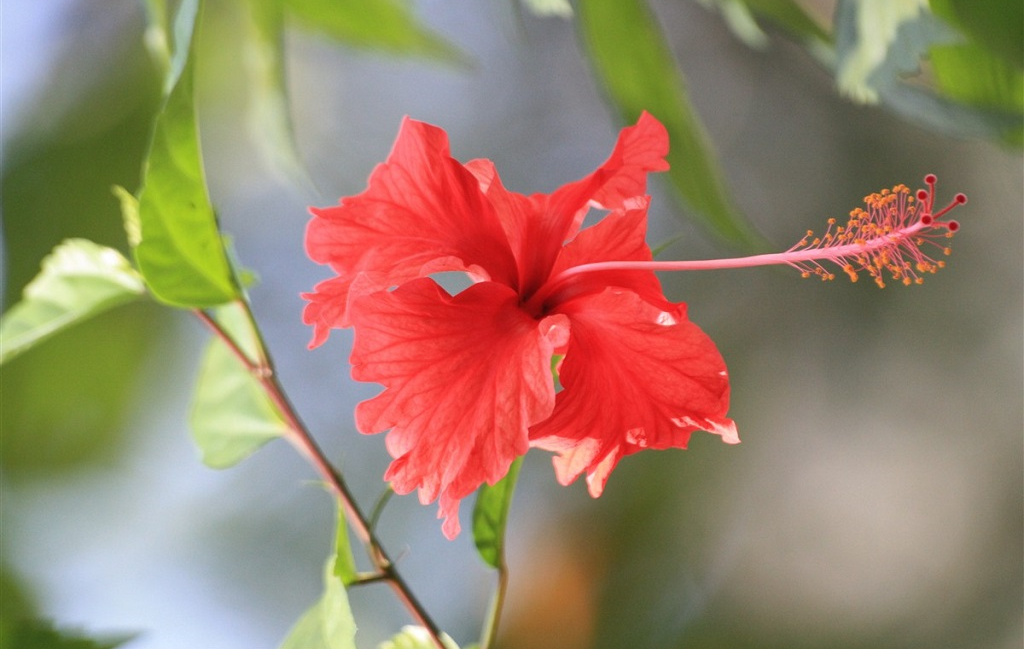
[2,0,1021,648]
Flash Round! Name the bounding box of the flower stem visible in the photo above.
[193,303,447,649]
[480,560,510,649]
[552,221,930,279]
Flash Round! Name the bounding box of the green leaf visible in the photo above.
[576,0,763,249]
[331,499,359,587]
[134,0,239,308]
[699,0,770,50]
[189,302,288,468]
[729,0,834,66]
[0,239,146,365]
[930,42,1024,144]
[930,0,1023,70]
[284,0,462,61]
[0,619,134,649]
[166,0,201,91]
[239,0,315,190]
[739,0,832,45]
[833,0,1022,140]
[278,559,357,649]
[377,626,460,649]
[472,457,523,570]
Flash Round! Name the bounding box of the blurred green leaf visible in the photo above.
[0,619,133,649]
[166,0,201,91]
[0,0,165,481]
[134,0,239,308]
[284,0,462,61]
[472,457,522,570]
[930,0,1023,70]
[703,0,834,67]
[331,499,359,587]
[699,0,770,50]
[0,240,146,365]
[931,42,1024,144]
[1,304,160,476]
[240,0,315,189]
[576,0,762,248]
[833,0,1021,141]
[739,0,831,45]
[189,302,288,468]
[0,563,37,643]
[377,626,460,649]
[277,559,357,649]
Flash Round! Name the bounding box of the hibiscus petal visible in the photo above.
[548,111,670,240]
[304,117,517,339]
[348,278,569,538]
[530,288,736,497]
[465,113,669,299]
[464,159,555,298]
[544,197,666,308]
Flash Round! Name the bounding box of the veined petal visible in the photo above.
[548,111,669,240]
[530,288,736,497]
[464,159,556,299]
[544,197,665,308]
[304,117,517,340]
[466,113,669,299]
[348,278,568,538]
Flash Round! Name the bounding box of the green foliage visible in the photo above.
[0,1,162,478]
[377,626,460,649]
[237,0,313,188]
[736,0,832,46]
[0,619,133,649]
[927,0,1024,146]
[931,43,1024,145]
[189,303,289,468]
[830,0,1023,142]
[930,0,1023,70]
[284,0,461,60]
[576,0,763,249]
[1,305,159,476]
[472,457,523,570]
[0,240,146,365]
[697,0,772,50]
[331,499,360,587]
[133,0,239,308]
[277,559,357,649]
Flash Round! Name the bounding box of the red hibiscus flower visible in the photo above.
[303,112,739,538]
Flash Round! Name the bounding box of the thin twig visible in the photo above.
[193,304,447,648]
